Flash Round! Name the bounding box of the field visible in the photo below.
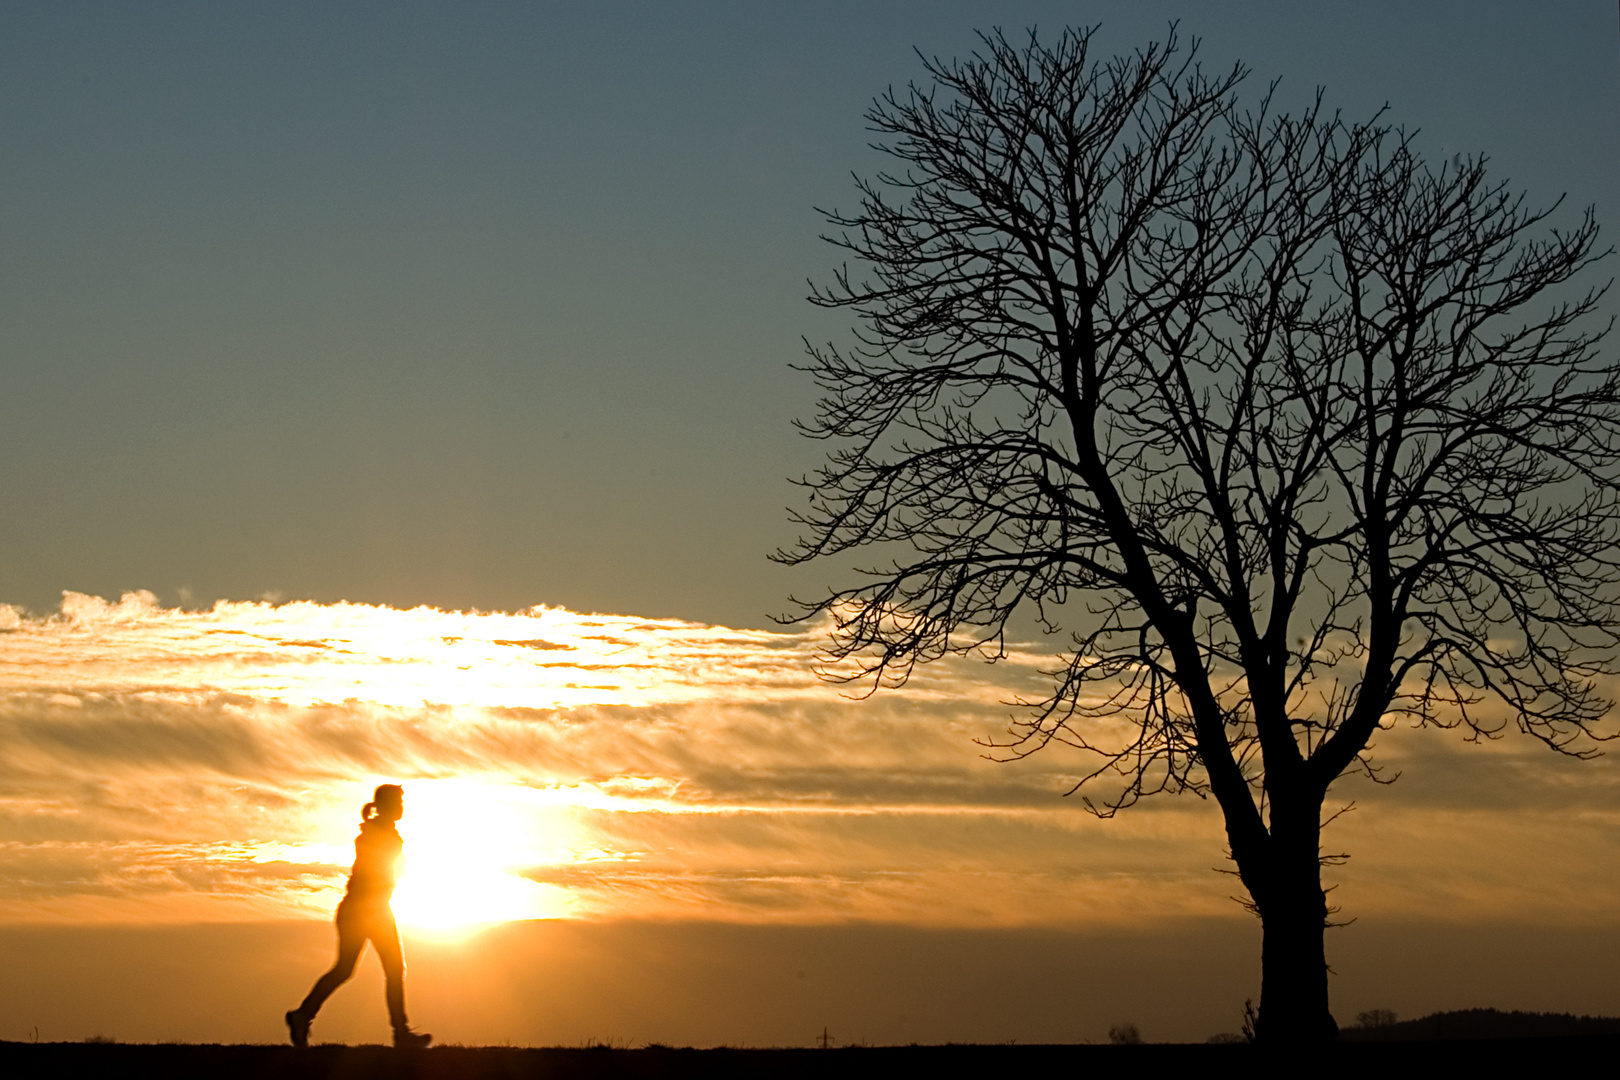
[4,1038,1617,1079]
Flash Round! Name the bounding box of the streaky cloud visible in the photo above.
[0,591,1615,928]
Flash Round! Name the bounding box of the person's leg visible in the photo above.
[298,906,366,1018]
[369,908,430,1047]
[368,909,408,1029]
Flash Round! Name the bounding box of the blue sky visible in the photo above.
[1,1,1614,626]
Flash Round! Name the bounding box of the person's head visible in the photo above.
[362,784,404,824]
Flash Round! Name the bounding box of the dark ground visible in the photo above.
[4,1038,1618,1079]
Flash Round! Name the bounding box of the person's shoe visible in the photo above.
[285,1009,310,1048]
[393,1026,432,1049]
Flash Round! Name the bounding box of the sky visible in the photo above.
[3,592,1618,1045]
[1,0,1618,1048]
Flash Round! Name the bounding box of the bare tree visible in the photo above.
[778,25,1617,1043]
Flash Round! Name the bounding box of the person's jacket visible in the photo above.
[344,819,402,903]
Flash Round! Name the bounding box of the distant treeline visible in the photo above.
[1340,1009,1620,1041]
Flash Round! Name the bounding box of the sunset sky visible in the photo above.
[2,0,1618,1048]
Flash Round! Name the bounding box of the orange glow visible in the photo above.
[1,592,1616,937]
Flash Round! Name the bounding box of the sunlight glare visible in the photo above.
[386,778,579,936]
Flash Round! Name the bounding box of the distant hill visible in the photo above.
[1339,1008,1620,1041]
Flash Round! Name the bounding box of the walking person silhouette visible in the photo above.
[286,784,431,1048]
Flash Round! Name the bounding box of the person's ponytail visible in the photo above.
[361,801,378,822]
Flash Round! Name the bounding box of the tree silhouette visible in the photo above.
[779,25,1616,1043]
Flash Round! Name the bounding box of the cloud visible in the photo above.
[0,591,1615,928]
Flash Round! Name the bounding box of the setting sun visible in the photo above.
[386,779,580,934]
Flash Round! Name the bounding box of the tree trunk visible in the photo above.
[1251,793,1338,1044]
